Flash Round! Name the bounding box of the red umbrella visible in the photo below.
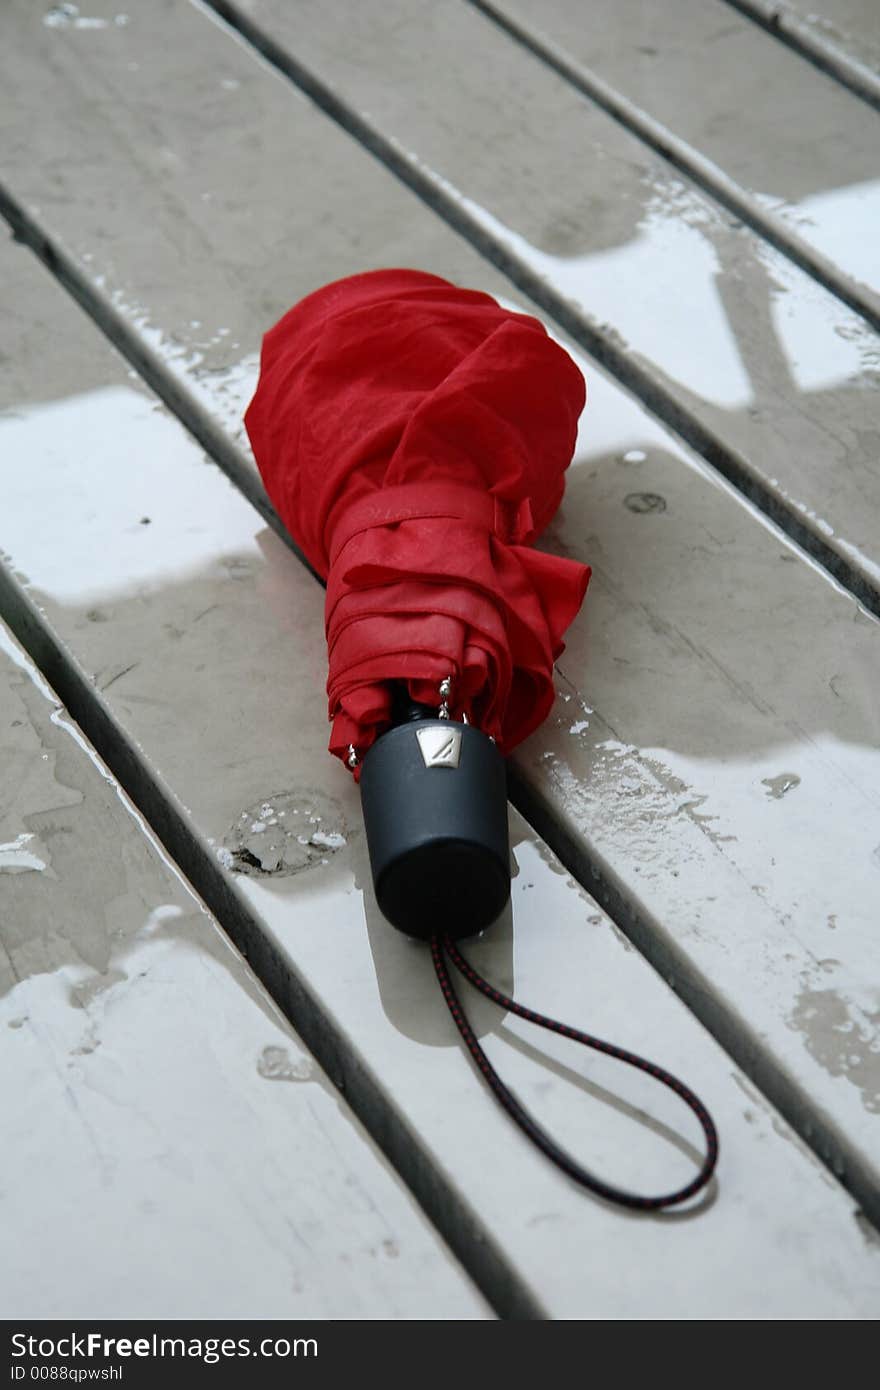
[245,268,590,775]
[244,269,718,1211]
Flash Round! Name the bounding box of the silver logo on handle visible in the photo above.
[416,725,462,769]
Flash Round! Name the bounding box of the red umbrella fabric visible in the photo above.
[245,269,590,775]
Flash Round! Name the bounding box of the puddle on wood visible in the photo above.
[762,772,802,799]
[789,986,880,1114]
[43,5,129,31]
[256,1044,315,1082]
[220,790,348,877]
[0,832,50,874]
[624,491,667,514]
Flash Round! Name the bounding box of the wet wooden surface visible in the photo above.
[475,0,880,301]
[0,611,489,1319]
[1,0,878,1318]
[221,0,880,608]
[3,236,880,1319]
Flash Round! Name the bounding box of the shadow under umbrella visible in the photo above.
[350,809,518,1048]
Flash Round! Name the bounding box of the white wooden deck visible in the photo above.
[1,0,878,1319]
[0,611,489,1320]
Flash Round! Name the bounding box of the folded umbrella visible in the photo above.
[245,267,590,773]
[245,269,718,1210]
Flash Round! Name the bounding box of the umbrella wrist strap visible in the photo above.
[430,934,719,1211]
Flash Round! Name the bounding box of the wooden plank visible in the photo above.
[0,622,489,1319]
[2,0,879,1243]
[726,0,880,107]
[474,0,880,300]
[4,241,880,1319]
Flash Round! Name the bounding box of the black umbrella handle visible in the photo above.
[359,692,511,940]
[432,934,719,1212]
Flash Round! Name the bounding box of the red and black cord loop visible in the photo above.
[431,934,719,1211]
